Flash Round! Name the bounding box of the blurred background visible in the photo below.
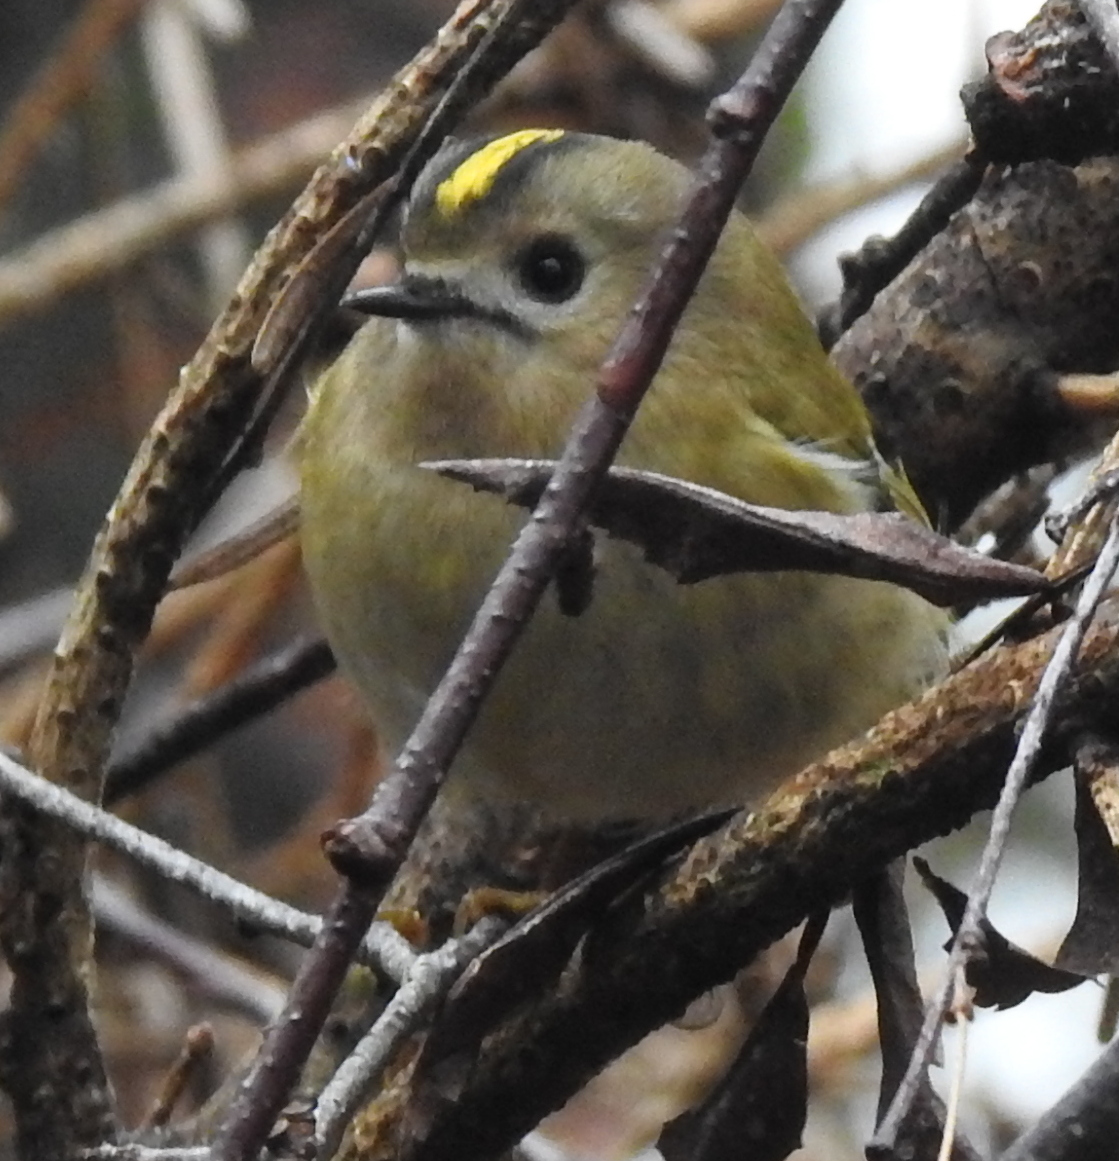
[0,1,1095,1158]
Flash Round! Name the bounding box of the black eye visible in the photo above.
[515,235,586,303]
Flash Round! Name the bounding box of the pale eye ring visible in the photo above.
[515,235,586,303]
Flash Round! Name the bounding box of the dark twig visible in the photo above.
[1001,1029,1119,1161]
[208,6,585,1159]
[818,153,986,349]
[104,636,336,805]
[214,5,846,1161]
[1079,0,1119,78]
[872,513,1119,1152]
[92,876,284,1026]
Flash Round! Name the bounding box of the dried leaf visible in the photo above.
[424,458,1049,607]
[414,808,736,1074]
[856,868,983,1161]
[914,857,1086,1009]
[1056,738,1119,976]
[658,913,823,1161]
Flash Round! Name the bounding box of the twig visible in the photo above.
[1001,1026,1119,1160]
[0,96,371,325]
[91,875,285,1025]
[937,1020,968,1161]
[105,636,335,804]
[755,138,966,256]
[215,6,846,1161]
[140,1023,215,1131]
[818,151,986,348]
[169,494,299,591]
[312,917,507,1161]
[0,0,148,214]
[872,513,1119,1151]
[140,0,250,312]
[0,748,415,982]
[1079,0,1119,78]
[1047,426,1119,579]
[0,1,578,1156]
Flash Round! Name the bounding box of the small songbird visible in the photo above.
[297,129,948,826]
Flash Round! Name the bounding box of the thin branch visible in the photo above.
[0,748,416,982]
[1001,1027,1119,1161]
[313,917,507,1161]
[91,875,286,1025]
[140,1024,216,1131]
[104,636,336,805]
[872,514,1119,1151]
[0,1,578,1156]
[0,0,148,214]
[0,96,372,326]
[755,138,967,257]
[214,7,846,1161]
[140,0,250,312]
[818,151,986,348]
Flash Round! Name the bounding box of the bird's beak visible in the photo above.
[343,276,468,321]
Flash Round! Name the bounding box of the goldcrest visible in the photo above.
[297,130,948,824]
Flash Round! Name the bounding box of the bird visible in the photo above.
[296,128,949,829]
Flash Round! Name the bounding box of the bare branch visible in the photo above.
[104,636,336,805]
[215,8,848,1161]
[313,918,507,1161]
[872,514,1119,1151]
[346,600,1119,1161]
[91,876,286,1026]
[0,97,370,325]
[0,747,416,982]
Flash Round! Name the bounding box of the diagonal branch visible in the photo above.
[214,5,848,1161]
[0,3,582,1158]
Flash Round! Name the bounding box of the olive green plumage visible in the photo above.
[297,131,947,822]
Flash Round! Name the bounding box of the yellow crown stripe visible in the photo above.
[435,129,564,219]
